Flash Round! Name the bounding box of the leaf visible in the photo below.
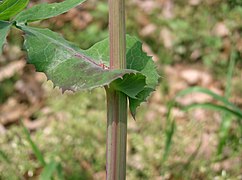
[85,35,160,117]
[162,120,176,162]
[176,86,242,117]
[126,38,160,117]
[110,74,146,99]
[0,20,11,53]
[126,37,160,89]
[40,161,59,180]
[0,0,15,12]
[15,0,86,24]
[182,103,242,119]
[21,25,159,117]
[23,124,46,166]
[21,26,146,97]
[0,0,29,20]
[85,35,159,88]
[129,87,154,118]
[217,49,237,155]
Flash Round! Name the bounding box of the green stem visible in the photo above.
[106,0,127,179]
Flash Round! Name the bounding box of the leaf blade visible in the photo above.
[22,124,46,166]
[0,20,12,53]
[0,0,29,20]
[85,35,160,117]
[21,25,159,117]
[183,103,242,119]
[0,0,16,12]
[176,86,242,117]
[21,26,144,94]
[15,0,86,23]
[40,161,59,180]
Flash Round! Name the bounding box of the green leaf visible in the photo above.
[126,37,160,88]
[22,124,46,166]
[129,88,154,118]
[0,0,15,12]
[85,35,160,117]
[182,103,242,119]
[0,0,29,20]
[21,26,145,96]
[40,161,59,180]
[176,86,242,117]
[126,38,160,117]
[85,35,159,88]
[162,120,176,162]
[0,20,11,53]
[15,0,86,24]
[110,74,146,99]
[21,26,159,117]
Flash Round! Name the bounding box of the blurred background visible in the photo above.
[0,0,242,179]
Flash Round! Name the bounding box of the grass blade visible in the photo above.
[225,50,236,98]
[176,87,242,117]
[22,124,46,166]
[217,49,237,155]
[162,120,176,163]
[40,161,58,180]
[182,103,242,119]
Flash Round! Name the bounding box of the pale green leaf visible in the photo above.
[183,103,242,119]
[15,0,86,24]
[176,86,242,117]
[0,20,11,53]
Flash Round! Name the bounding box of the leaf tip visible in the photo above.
[131,113,136,121]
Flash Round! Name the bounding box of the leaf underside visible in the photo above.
[0,20,12,53]
[21,25,159,118]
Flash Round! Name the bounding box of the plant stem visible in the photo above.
[106,89,127,180]
[109,0,126,69]
[106,0,127,179]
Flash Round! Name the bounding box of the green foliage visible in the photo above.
[22,123,64,179]
[0,0,29,20]
[228,0,242,7]
[40,161,64,180]
[0,20,12,53]
[217,50,237,155]
[0,88,241,179]
[84,35,159,116]
[126,0,242,68]
[174,85,242,156]
[21,26,140,91]
[182,103,242,118]
[15,0,86,24]
[0,0,159,118]
[176,87,242,119]
[22,124,46,166]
